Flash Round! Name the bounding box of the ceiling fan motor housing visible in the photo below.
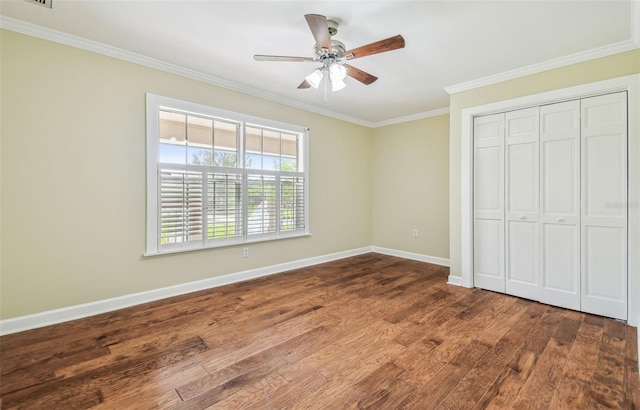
[314,39,346,61]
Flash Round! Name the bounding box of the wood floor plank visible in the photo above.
[250,371,330,409]
[1,253,637,409]
[435,330,524,409]
[475,347,537,409]
[356,378,416,409]
[393,292,464,347]
[475,298,529,346]
[585,318,627,408]
[393,335,444,370]
[95,358,206,409]
[625,357,640,409]
[275,373,364,410]
[563,321,602,383]
[205,372,289,409]
[279,320,406,385]
[548,376,591,408]
[625,326,640,408]
[414,363,468,409]
[511,337,573,409]
[2,336,209,409]
[353,362,405,395]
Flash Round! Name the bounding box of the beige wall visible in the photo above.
[0,30,373,319]
[371,115,449,258]
[448,49,640,278]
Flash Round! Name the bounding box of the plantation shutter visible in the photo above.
[159,168,204,246]
[280,175,305,232]
[247,174,277,236]
[207,172,243,241]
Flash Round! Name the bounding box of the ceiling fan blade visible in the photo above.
[298,80,311,89]
[343,64,378,85]
[254,55,315,62]
[344,35,405,60]
[305,14,332,53]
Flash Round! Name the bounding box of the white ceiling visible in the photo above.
[1,1,638,125]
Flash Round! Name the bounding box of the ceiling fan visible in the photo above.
[254,14,405,94]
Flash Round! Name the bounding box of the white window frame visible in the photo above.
[145,93,309,256]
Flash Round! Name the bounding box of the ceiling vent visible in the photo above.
[23,0,52,8]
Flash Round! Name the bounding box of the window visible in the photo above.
[146,94,308,255]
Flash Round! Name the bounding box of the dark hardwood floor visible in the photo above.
[1,253,639,409]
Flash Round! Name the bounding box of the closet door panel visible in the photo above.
[539,100,580,310]
[508,143,537,213]
[542,224,578,292]
[584,132,625,220]
[542,138,578,217]
[474,219,504,286]
[507,221,537,284]
[505,107,539,300]
[474,113,505,292]
[581,92,627,320]
[584,226,625,301]
[475,147,503,218]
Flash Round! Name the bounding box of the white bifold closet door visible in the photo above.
[472,92,627,320]
[581,92,627,320]
[505,107,540,301]
[539,100,581,311]
[473,113,505,293]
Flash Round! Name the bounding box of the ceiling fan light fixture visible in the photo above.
[331,77,346,92]
[329,63,347,81]
[305,68,323,89]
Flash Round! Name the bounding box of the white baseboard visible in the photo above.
[371,246,450,267]
[0,247,373,336]
[447,275,463,287]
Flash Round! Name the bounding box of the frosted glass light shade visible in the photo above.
[329,63,347,81]
[331,78,346,92]
[305,68,323,89]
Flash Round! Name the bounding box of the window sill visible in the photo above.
[142,232,312,257]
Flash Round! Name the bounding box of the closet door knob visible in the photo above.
[519,215,526,220]
[556,217,565,222]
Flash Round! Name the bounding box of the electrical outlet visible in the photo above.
[412,229,419,238]
[242,247,249,258]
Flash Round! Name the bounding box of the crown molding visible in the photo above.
[0,16,379,127]
[370,107,450,128]
[445,39,639,95]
